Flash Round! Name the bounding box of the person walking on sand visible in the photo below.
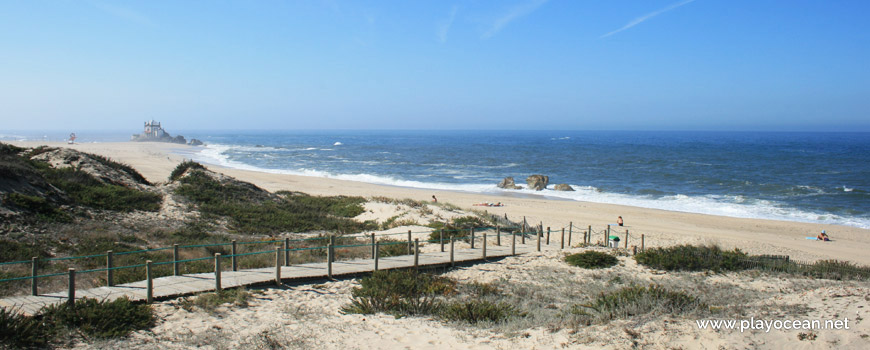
[432,195,437,203]
[617,216,624,226]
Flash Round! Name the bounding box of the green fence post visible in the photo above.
[173,244,180,276]
[214,253,221,292]
[232,240,238,272]
[31,257,38,296]
[67,268,75,306]
[107,250,114,286]
[146,260,153,303]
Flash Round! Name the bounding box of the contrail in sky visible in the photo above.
[600,0,695,38]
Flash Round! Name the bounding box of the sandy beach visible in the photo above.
[12,141,870,266]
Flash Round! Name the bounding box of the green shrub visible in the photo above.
[4,192,72,223]
[799,260,870,280]
[341,270,455,316]
[170,160,207,182]
[441,300,518,324]
[176,171,369,234]
[40,297,153,339]
[451,216,489,229]
[43,167,161,212]
[0,142,24,155]
[0,240,50,262]
[90,154,151,186]
[180,288,252,313]
[0,306,50,349]
[463,281,501,298]
[634,245,748,272]
[565,251,618,269]
[291,194,366,218]
[575,284,705,322]
[377,239,411,257]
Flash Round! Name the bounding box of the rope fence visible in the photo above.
[0,220,657,305]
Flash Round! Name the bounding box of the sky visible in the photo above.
[1,0,869,132]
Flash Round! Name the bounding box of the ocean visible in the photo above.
[5,130,869,229]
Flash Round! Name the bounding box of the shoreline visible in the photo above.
[9,140,870,265]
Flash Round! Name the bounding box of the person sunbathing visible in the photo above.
[817,230,830,241]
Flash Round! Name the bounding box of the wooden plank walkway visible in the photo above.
[0,241,537,316]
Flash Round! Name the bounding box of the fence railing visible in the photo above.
[1,220,659,302]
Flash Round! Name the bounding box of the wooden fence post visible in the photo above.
[173,244,180,276]
[232,240,238,272]
[546,227,551,245]
[633,246,637,255]
[146,260,153,303]
[440,229,445,252]
[522,217,527,244]
[450,237,455,267]
[511,229,516,255]
[587,225,592,244]
[470,228,475,249]
[496,225,501,246]
[414,239,420,269]
[536,227,541,252]
[482,233,487,260]
[374,241,380,271]
[68,268,75,306]
[327,244,333,278]
[214,253,221,292]
[329,236,336,263]
[407,230,413,255]
[624,230,629,249]
[561,228,565,249]
[106,251,114,287]
[568,222,573,246]
[285,237,291,267]
[275,247,281,285]
[605,225,610,247]
[641,234,645,251]
[31,257,38,296]
[371,233,376,258]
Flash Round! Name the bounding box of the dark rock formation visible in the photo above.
[526,175,549,191]
[554,184,574,191]
[497,177,523,190]
[188,139,204,146]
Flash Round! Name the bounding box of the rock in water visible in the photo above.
[497,177,523,190]
[554,184,574,191]
[526,175,549,191]
[188,139,204,146]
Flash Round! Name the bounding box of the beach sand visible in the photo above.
[10,141,870,349]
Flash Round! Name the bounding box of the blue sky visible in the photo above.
[1,0,869,131]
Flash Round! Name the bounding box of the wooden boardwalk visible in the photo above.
[0,241,537,316]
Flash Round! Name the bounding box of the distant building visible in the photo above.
[142,120,166,139]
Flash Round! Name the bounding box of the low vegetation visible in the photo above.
[634,244,748,272]
[180,288,253,313]
[565,251,618,269]
[572,284,706,323]
[341,270,520,325]
[341,270,455,316]
[0,297,154,348]
[174,167,372,234]
[635,244,870,280]
[441,300,518,324]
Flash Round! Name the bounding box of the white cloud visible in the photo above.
[600,0,695,39]
[437,6,459,43]
[482,0,548,39]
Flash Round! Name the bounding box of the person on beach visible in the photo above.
[817,230,830,241]
[617,216,624,226]
[432,195,437,203]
